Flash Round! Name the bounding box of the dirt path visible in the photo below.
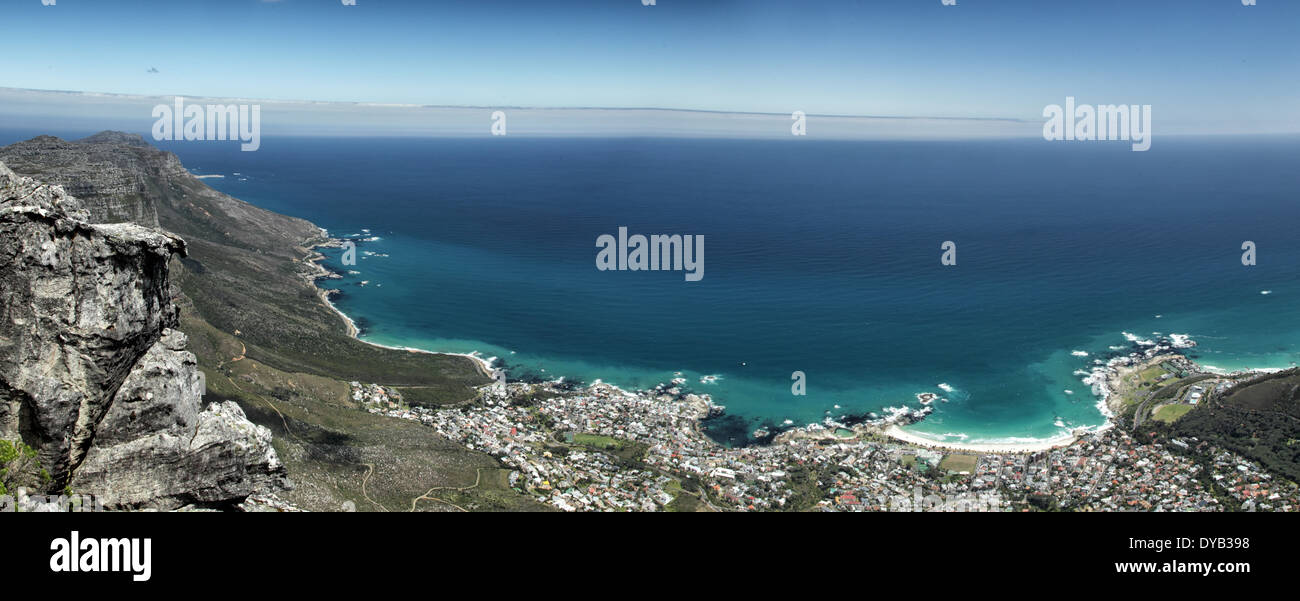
[361,463,390,511]
[409,468,482,512]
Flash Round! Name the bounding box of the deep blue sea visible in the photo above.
[7,131,1299,445]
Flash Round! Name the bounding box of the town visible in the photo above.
[349,354,1300,512]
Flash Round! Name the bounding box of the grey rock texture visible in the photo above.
[0,133,170,226]
[0,161,286,510]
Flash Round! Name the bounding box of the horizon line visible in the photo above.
[1,86,1035,124]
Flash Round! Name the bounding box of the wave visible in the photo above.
[957,433,1077,445]
[1122,331,1155,346]
[902,427,1080,447]
[1168,333,1195,348]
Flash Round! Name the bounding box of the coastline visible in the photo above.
[883,424,1079,454]
[302,234,1137,454]
[316,286,358,337]
[300,233,1290,456]
[302,239,496,379]
[874,334,1217,454]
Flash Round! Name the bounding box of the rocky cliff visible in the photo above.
[0,161,287,510]
[0,132,167,226]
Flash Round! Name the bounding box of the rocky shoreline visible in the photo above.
[301,237,360,338]
[303,233,497,379]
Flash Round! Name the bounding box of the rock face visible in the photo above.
[0,133,170,226]
[0,161,286,509]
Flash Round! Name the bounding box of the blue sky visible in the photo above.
[1,0,1297,129]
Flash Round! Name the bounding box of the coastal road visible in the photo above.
[1131,390,1157,431]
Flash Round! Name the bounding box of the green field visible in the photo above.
[939,454,978,473]
[1139,366,1171,386]
[1153,404,1195,423]
[573,433,625,449]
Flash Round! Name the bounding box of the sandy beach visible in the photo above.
[883,425,1078,454]
[316,286,359,337]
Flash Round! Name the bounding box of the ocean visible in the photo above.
[11,131,1300,446]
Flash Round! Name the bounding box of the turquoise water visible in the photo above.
[153,135,1300,445]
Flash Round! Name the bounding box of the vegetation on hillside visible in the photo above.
[1165,369,1300,483]
[0,439,50,496]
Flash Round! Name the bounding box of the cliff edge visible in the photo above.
[0,161,287,510]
